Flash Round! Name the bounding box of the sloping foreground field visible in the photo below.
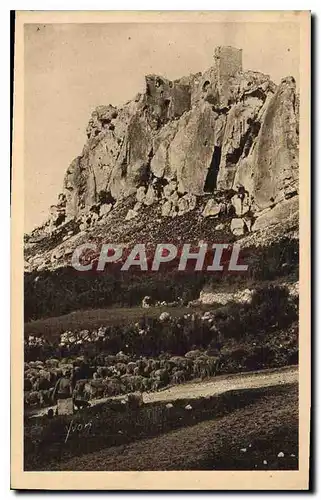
[53,384,298,471]
[25,372,298,471]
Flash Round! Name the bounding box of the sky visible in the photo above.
[24,21,300,232]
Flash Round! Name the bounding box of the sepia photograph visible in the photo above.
[11,10,310,490]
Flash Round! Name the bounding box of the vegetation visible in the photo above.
[25,285,298,361]
[24,237,298,321]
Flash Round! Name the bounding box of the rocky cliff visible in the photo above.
[25,46,299,272]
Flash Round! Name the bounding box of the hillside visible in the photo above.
[24,46,299,324]
[24,45,298,274]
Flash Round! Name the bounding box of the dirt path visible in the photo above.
[142,365,298,403]
[28,365,298,418]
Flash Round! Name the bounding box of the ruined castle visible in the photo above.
[35,45,298,250]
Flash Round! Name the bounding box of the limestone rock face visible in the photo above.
[150,121,180,179]
[52,46,298,233]
[252,77,299,209]
[168,103,218,194]
[216,95,266,190]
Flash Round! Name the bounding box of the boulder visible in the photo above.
[144,185,158,206]
[136,186,146,203]
[252,196,298,232]
[133,202,143,212]
[178,193,197,215]
[161,200,172,217]
[202,199,223,218]
[99,203,113,217]
[167,191,179,205]
[159,312,171,322]
[163,181,178,199]
[230,218,247,236]
[125,209,138,221]
[231,193,250,216]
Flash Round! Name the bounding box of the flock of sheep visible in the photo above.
[24,349,221,409]
[24,308,223,410]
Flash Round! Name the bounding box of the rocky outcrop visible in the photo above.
[29,45,299,263]
[252,77,299,209]
[199,287,254,306]
[252,196,299,232]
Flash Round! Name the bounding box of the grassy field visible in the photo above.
[24,382,298,471]
[24,304,210,339]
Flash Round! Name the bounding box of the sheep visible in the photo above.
[96,366,106,378]
[193,355,220,379]
[45,358,60,368]
[33,376,51,391]
[185,349,202,360]
[104,378,124,397]
[141,377,152,392]
[127,375,144,392]
[143,360,154,376]
[104,355,117,366]
[115,351,129,363]
[142,296,152,308]
[115,362,127,375]
[120,374,131,389]
[25,368,38,379]
[126,362,137,375]
[39,369,51,381]
[83,380,104,399]
[208,356,221,376]
[193,356,210,379]
[171,370,187,385]
[133,366,141,376]
[150,369,169,390]
[169,356,189,371]
[151,359,160,371]
[24,390,43,407]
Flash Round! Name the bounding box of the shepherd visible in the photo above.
[52,369,74,415]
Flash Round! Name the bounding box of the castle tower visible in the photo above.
[214,46,243,79]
